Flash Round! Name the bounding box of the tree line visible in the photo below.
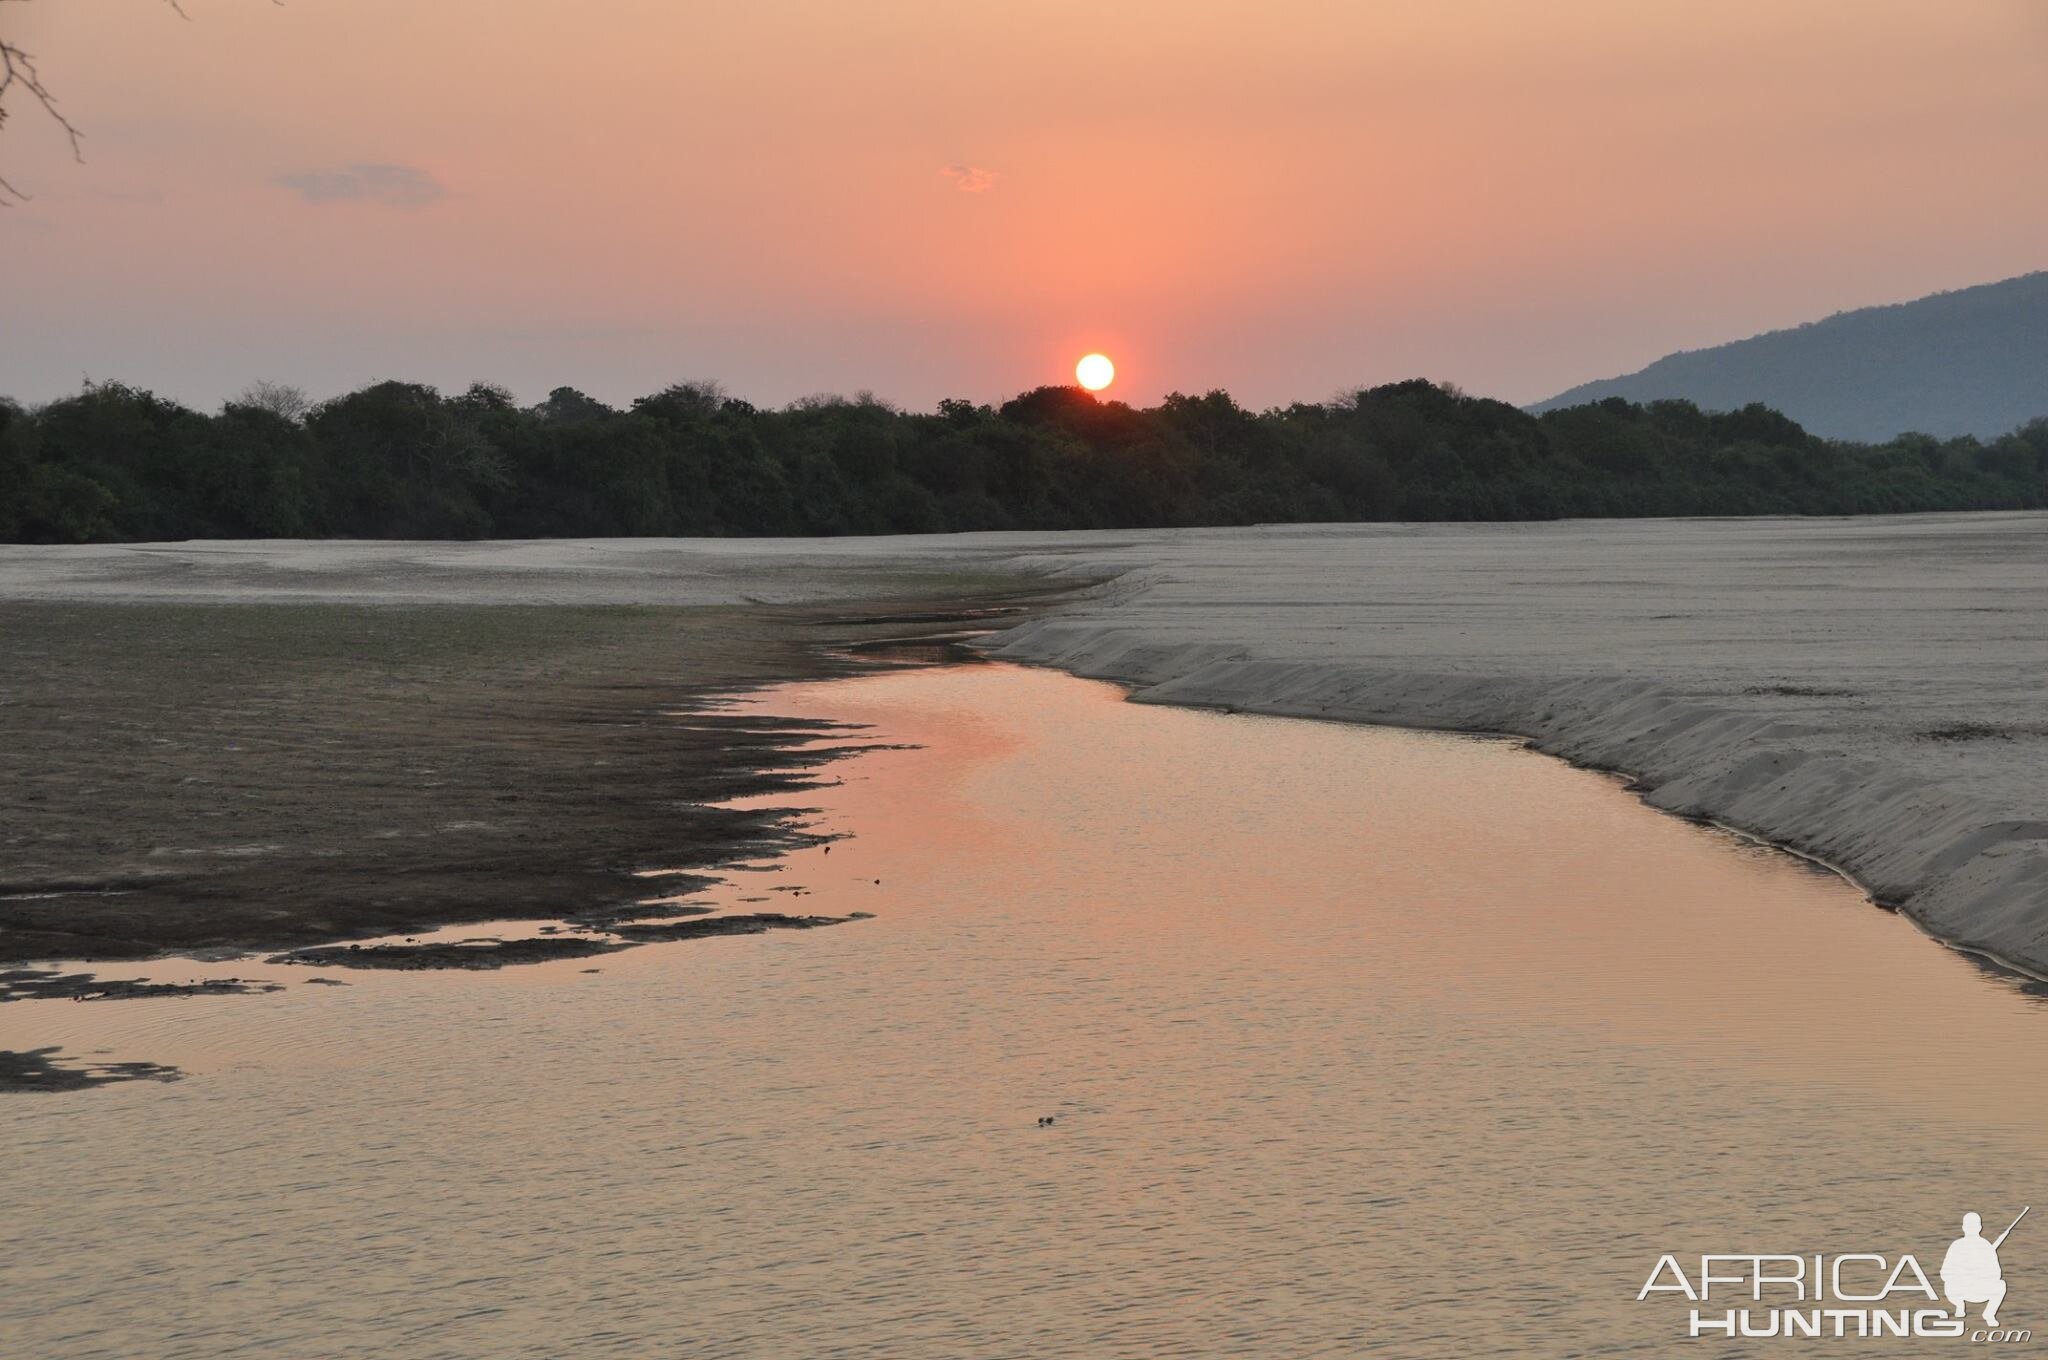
[3,377,2044,543]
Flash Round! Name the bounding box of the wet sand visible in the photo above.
[0,585,1049,968]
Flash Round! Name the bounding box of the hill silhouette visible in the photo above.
[1533,272,2048,441]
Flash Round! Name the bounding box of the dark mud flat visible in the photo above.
[609,911,869,942]
[267,911,867,970]
[1,1046,182,1092]
[0,967,284,1002]
[271,935,629,971]
[0,584,1058,967]
[567,899,719,928]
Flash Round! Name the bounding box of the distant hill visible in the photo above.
[1533,272,2048,442]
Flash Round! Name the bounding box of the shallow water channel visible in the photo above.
[6,660,2046,1357]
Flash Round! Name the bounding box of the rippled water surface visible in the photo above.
[6,661,2047,1358]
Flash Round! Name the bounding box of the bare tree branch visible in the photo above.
[0,0,214,203]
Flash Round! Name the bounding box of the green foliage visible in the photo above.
[2,379,2043,543]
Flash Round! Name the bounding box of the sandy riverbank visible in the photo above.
[979,513,2048,977]
[4,515,2043,974]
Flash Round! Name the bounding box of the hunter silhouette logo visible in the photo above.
[1943,1208,2026,1327]
[1638,1206,2032,1341]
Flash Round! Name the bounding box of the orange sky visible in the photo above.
[3,0,2045,409]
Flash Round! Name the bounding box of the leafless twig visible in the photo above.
[0,0,209,203]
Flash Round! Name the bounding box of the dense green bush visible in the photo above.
[2,379,2042,542]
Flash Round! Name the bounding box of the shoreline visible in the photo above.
[4,519,2042,982]
[984,616,2048,980]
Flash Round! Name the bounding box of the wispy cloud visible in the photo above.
[276,163,447,208]
[940,163,999,194]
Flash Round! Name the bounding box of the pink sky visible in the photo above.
[3,0,2044,410]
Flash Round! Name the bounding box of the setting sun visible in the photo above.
[1075,353,1115,392]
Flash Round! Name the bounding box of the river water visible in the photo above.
[5,660,2046,1357]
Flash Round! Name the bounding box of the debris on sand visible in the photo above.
[1918,723,2031,743]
